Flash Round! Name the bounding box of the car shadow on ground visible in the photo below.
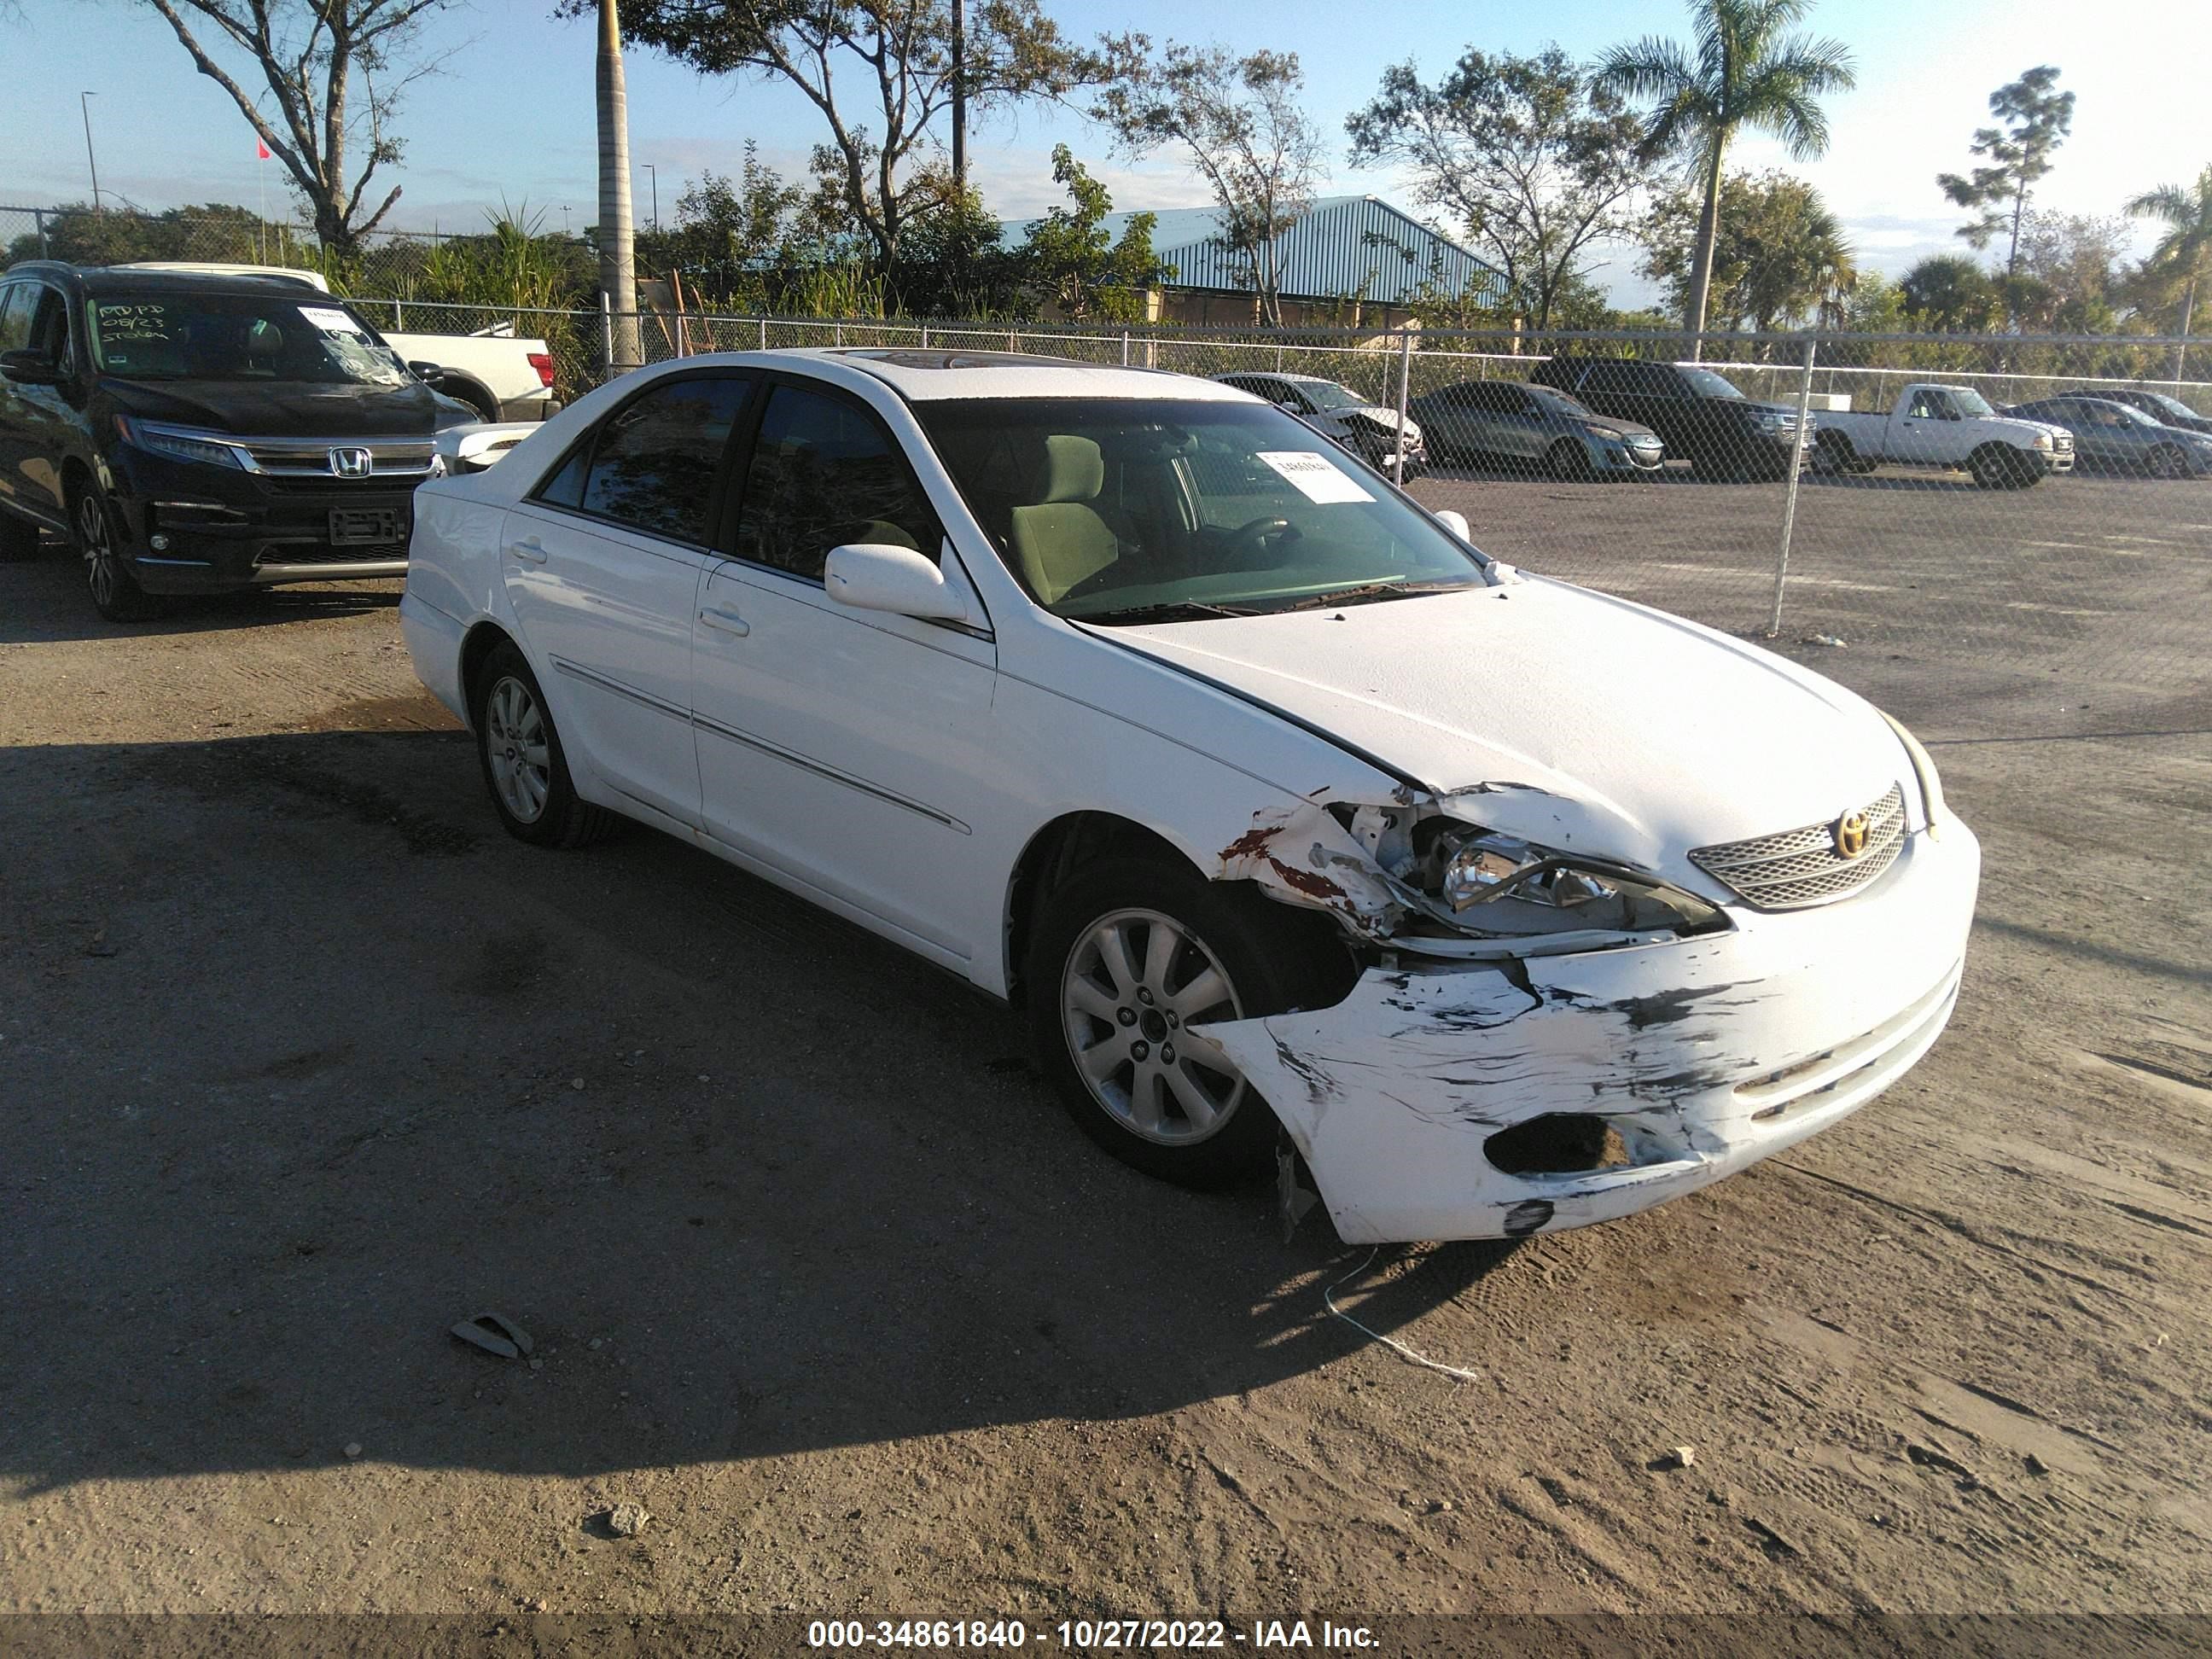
[0,727,1519,1494]
[0,542,400,645]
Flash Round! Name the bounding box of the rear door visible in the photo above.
[9,283,79,521]
[0,281,41,524]
[690,376,1000,965]
[500,370,754,825]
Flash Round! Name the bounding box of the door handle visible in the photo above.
[508,536,547,563]
[699,605,751,637]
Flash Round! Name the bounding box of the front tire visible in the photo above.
[2145,443,2187,480]
[1545,438,1591,481]
[1026,858,1346,1189]
[469,642,621,847]
[1970,445,2034,490]
[74,481,163,621]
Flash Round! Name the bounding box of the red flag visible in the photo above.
[256,136,271,160]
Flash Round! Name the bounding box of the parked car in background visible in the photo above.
[434,422,539,476]
[119,263,561,423]
[401,346,1976,1246]
[1531,355,1813,480]
[0,262,477,619]
[1814,383,2071,488]
[2002,395,2212,478]
[1211,372,1424,474]
[2067,386,2212,436]
[1409,380,1664,479]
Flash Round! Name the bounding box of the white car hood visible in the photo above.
[1108,579,1910,879]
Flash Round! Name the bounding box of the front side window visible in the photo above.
[537,373,751,544]
[84,292,404,386]
[0,284,30,354]
[916,397,1485,619]
[734,385,942,580]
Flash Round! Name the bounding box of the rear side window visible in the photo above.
[534,374,751,544]
[733,385,941,581]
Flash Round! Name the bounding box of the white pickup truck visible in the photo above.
[119,262,560,423]
[1815,382,2073,488]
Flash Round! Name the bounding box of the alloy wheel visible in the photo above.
[1061,907,1248,1146]
[79,491,119,609]
[2148,445,2185,480]
[484,675,552,824]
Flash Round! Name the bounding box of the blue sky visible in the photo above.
[3,0,2207,302]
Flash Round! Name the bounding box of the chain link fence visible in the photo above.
[7,196,2204,743]
[400,303,2209,729]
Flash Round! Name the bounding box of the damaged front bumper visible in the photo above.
[1198,818,1980,1243]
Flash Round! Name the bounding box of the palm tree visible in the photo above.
[596,0,642,370]
[1595,0,1855,349]
[2128,166,2212,380]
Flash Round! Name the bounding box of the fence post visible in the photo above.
[393,300,404,331]
[600,294,614,376]
[1009,328,1018,352]
[1392,329,1414,488]
[920,323,929,349]
[1766,337,1819,638]
[759,317,768,351]
[33,208,49,259]
[1121,331,1130,367]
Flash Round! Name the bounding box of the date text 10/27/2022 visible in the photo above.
[806,1620,1379,1650]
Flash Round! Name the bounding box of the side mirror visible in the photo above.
[1434,509,1472,542]
[407,359,447,383]
[823,542,969,622]
[1,349,59,386]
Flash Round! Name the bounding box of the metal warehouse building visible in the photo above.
[1005,195,1508,329]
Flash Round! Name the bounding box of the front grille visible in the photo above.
[241,437,434,483]
[1689,783,1907,911]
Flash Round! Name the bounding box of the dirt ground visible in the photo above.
[2,463,2209,1639]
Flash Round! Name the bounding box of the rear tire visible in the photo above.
[1025,856,1349,1189]
[469,641,623,848]
[73,480,163,621]
[2145,443,2186,480]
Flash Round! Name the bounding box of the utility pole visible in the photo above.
[80,91,102,212]
[949,0,967,191]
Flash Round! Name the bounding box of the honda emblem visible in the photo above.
[329,446,374,479]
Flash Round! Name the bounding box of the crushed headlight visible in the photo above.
[1399,818,1724,940]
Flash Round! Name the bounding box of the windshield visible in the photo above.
[2139,392,2197,421]
[1531,386,1596,417]
[2108,400,2160,425]
[1294,381,1369,412]
[84,293,408,387]
[1678,369,1746,400]
[914,398,1486,621]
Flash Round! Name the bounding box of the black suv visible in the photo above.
[0,263,475,620]
[1529,354,1813,480]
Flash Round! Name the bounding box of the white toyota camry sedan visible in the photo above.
[400,348,1980,1244]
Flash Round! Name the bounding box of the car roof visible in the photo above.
[3,261,342,300]
[790,346,1250,403]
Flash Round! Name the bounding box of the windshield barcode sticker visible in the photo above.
[1256,451,1375,504]
[299,306,367,335]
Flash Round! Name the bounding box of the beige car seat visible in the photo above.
[1010,434,1118,603]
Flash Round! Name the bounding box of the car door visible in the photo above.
[8,283,80,522]
[0,281,38,522]
[1893,387,1956,467]
[501,370,754,827]
[690,377,1000,965]
[1433,383,1498,457]
[1492,386,1551,461]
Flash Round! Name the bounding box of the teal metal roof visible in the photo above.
[1003,195,1506,307]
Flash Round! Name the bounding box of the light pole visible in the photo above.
[643,162,658,232]
[80,91,102,212]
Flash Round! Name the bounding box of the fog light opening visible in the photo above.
[1484,1114,1636,1177]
